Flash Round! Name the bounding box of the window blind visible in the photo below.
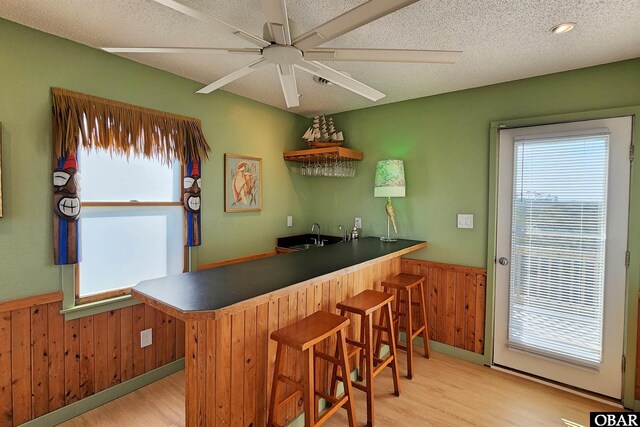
[508,131,609,368]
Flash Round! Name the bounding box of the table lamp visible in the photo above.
[374,160,405,242]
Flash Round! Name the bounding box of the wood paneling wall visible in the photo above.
[183,256,402,427]
[0,293,184,427]
[401,258,486,355]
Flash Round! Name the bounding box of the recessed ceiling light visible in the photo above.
[550,22,576,34]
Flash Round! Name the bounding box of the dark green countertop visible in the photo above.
[132,237,425,314]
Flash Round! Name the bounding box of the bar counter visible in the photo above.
[132,237,427,426]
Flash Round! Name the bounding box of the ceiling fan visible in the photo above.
[103,0,462,108]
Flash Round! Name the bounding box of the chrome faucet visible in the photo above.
[311,223,321,246]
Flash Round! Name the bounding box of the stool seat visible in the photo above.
[381,273,423,289]
[271,311,350,351]
[337,290,393,316]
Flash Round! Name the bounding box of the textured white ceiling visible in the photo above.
[2,0,639,116]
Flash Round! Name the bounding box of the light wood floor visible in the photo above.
[60,351,621,426]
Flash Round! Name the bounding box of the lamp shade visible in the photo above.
[374,160,405,198]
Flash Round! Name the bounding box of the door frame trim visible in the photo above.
[486,106,640,407]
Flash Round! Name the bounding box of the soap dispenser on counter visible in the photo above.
[350,225,359,240]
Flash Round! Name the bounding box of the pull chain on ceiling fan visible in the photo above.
[103,0,462,108]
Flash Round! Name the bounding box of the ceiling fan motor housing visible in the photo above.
[262,45,303,65]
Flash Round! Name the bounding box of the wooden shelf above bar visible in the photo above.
[283,146,363,163]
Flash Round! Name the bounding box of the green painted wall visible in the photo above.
[297,58,640,268]
[0,18,308,302]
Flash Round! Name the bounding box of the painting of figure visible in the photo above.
[224,154,261,212]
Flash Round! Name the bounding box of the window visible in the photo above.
[76,149,185,303]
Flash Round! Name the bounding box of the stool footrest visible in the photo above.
[279,389,303,407]
[410,325,426,339]
[334,375,367,393]
[372,355,394,378]
[316,392,348,425]
[397,325,426,339]
[346,338,365,349]
[347,347,361,360]
[315,351,339,365]
[316,390,345,406]
[277,374,304,391]
[350,380,368,393]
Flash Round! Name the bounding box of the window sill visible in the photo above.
[61,293,142,321]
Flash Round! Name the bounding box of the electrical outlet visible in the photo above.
[354,217,362,228]
[140,328,153,348]
[287,215,293,227]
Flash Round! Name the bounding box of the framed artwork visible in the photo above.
[224,153,262,212]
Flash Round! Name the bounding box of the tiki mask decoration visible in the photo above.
[183,160,201,213]
[53,151,81,264]
[53,152,81,220]
[184,159,201,246]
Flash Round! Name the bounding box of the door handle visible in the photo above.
[498,257,509,266]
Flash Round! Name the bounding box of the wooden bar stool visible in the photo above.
[268,311,357,427]
[378,273,430,379]
[330,290,400,427]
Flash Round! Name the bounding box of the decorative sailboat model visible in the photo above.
[302,115,345,148]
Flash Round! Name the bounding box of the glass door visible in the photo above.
[494,117,632,398]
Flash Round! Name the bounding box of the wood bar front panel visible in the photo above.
[401,258,487,355]
[184,256,402,426]
[0,295,184,427]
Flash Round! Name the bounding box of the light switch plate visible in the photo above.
[287,215,293,227]
[457,214,474,229]
[140,329,153,348]
[354,217,362,228]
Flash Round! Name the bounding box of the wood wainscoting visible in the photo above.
[401,259,486,355]
[0,292,184,427]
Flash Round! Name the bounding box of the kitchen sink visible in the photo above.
[277,234,343,251]
[288,243,315,250]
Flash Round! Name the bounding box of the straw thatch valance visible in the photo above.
[51,87,210,164]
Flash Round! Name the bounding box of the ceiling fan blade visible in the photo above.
[259,0,291,45]
[277,64,299,108]
[102,47,263,55]
[292,0,419,51]
[295,60,385,101]
[304,48,462,64]
[151,0,270,47]
[197,59,268,94]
